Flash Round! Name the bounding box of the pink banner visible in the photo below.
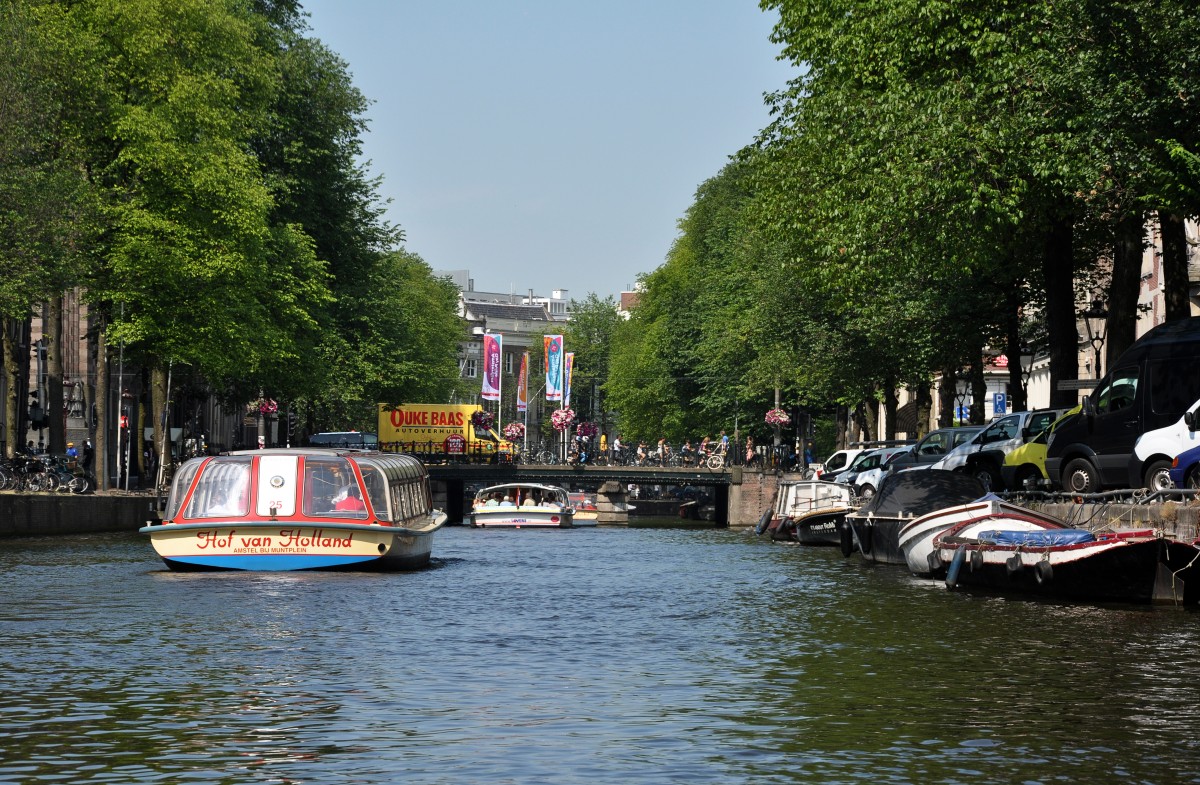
[563,353,575,408]
[517,352,529,413]
[481,333,502,401]
[544,335,563,401]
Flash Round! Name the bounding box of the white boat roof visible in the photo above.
[475,482,567,495]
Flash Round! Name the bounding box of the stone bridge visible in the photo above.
[426,463,778,526]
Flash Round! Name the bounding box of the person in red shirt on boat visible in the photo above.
[335,485,366,512]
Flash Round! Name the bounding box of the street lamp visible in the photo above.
[1080,297,1108,379]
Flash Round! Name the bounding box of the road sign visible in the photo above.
[993,392,1007,415]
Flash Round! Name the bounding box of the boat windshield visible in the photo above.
[184,458,253,518]
[302,456,367,518]
[166,458,204,519]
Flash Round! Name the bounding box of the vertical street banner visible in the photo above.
[544,334,564,401]
[563,352,575,408]
[516,352,529,413]
[481,332,502,402]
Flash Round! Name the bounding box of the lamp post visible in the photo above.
[1080,298,1108,379]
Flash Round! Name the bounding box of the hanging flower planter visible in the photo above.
[248,397,278,416]
[764,408,791,427]
[471,410,495,430]
[550,407,576,431]
[575,421,598,438]
[503,422,526,440]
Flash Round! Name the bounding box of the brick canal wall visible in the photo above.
[0,493,159,538]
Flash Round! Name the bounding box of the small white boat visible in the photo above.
[758,479,856,545]
[139,449,446,571]
[568,492,599,526]
[470,483,575,528]
[897,496,1061,575]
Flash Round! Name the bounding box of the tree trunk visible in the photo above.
[1043,214,1079,407]
[914,379,932,437]
[151,363,168,489]
[1005,287,1026,413]
[858,400,875,444]
[1159,210,1191,323]
[1105,213,1144,367]
[47,296,64,454]
[937,367,956,428]
[882,377,897,440]
[835,404,849,450]
[95,316,108,490]
[969,360,986,425]
[3,319,19,459]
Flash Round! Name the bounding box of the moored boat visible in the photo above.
[897,496,1066,576]
[470,483,575,528]
[761,479,856,545]
[568,491,600,526]
[841,470,986,564]
[932,521,1200,605]
[140,449,446,571]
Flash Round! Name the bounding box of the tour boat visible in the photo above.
[568,492,600,526]
[759,479,856,545]
[470,483,575,528]
[140,449,446,571]
[931,519,1200,605]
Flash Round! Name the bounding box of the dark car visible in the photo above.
[887,425,986,472]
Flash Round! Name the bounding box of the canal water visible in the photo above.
[2,522,1199,784]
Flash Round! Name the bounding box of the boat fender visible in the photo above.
[755,509,773,536]
[927,550,942,575]
[1035,560,1053,584]
[945,547,966,589]
[1006,554,1023,575]
[859,523,873,555]
[839,522,854,558]
[970,550,984,572]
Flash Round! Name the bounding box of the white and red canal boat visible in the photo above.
[469,483,575,528]
[140,449,446,571]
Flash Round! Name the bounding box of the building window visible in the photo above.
[463,358,478,378]
[505,353,514,374]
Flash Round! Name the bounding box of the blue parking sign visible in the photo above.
[993,392,1007,415]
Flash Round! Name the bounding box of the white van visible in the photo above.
[1132,398,1200,490]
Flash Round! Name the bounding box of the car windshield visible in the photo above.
[846,452,877,471]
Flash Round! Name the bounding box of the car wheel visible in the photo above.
[1186,466,1200,491]
[971,462,1000,492]
[1143,460,1173,492]
[1014,466,1042,491]
[856,483,876,500]
[1062,458,1100,494]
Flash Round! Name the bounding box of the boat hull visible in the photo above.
[840,516,910,565]
[934,535,1200,604]
[898,500,1064,576]
[768,508,850,546]
[140,519,441,571]
[470,509,574,528]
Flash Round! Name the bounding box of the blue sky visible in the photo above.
[300,1,796,300]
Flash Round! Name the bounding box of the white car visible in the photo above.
[849,446,913,499]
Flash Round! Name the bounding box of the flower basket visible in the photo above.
[471,410,495,430]
[550,407,576,432]
[503,422,526,440]
[575,421,598,438]
[764,408,791,427]
[248,397,278,416]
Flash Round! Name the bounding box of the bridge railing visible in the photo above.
[379,440,514,464]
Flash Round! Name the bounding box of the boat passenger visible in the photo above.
[499,495,515,507]
[521,495,537,507]
[335,485,366,512]
[206,489,239,516]
[484,495,500,507]
[539,498,557,509]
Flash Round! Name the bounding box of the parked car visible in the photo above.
[851,446,917,499]
[1131,397,1200,491]
[816,448,868,480]
[1001,408,1081,491]
[1168,443,1200,489]
[1046,316,1200,493]
[931,408,1071,490]
[887,426,986,472]
[830,448,884,485]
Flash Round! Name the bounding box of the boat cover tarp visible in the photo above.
[977,529,1096,546]
[854,470,986,519]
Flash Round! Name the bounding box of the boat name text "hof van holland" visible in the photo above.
[195,530,354,550]
[389,409,465,427]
